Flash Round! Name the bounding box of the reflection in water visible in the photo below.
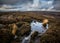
[22,31,34,43]
[22,20,48,43]
[31,20,48,34]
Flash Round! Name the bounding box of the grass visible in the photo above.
[0,11,60,43]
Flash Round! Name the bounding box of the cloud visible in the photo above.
[0,0,58,11]
[0,0,20,4]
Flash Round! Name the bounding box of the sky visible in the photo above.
[0,0,60,12]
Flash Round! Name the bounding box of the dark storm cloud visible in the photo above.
[0,0,20,4]
[53,0,60,10]
[0,0,32,5]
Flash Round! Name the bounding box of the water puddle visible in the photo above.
[22,20,48,43]
[31,20,48,34]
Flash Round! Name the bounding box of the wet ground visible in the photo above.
[0,11,60,43]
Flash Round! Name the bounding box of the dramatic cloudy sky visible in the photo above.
[0,0,60,11]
